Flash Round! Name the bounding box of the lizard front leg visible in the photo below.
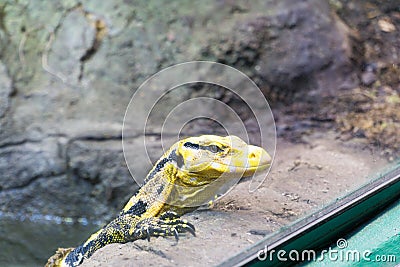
[60,212,195,266]
[62,213,140,266]
[132,211,196,242]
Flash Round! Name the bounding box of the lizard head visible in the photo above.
[172,135,271,186]
[149,135,272,208]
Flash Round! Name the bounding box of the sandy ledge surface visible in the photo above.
[81,131,388,267]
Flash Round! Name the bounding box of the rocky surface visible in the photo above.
[204,0,358,94]
[0,0,357,220]
[80,132,389,267]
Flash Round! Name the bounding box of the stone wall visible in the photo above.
[0,0,357,220]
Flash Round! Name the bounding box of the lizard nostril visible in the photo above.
[249,152,256,159]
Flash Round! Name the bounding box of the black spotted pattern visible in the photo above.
[125,200,147,216]
[156,184,165,195]
[169,149,184,168]
[184,142,223,153]
[64,243,90,266]
[144,157,170,183]
[183,142,200,150]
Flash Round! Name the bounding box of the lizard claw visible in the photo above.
[182,222,196,237]
[133,213,196,242]
[146,228,151,242]
[173,228,179,243]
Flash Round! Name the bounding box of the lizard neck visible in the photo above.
[139,148,235,216]
[122,149,179,217]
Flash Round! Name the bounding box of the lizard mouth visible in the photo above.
[208,161,270,176]
[189,158,271,179]
[218,145,272,176]
[184,145,271,178]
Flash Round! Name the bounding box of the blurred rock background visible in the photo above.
[0,0,398,221]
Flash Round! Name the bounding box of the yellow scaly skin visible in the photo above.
[46,135,271,267]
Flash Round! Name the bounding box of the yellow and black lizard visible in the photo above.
[46,135,271,267]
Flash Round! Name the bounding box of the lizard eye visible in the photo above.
[208,145,222,153]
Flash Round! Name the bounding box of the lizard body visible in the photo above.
[46,135,271,267]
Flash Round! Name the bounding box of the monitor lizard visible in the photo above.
[46,135,271,267]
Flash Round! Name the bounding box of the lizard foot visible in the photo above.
[45,247,75,267]
[132,211,196,242]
